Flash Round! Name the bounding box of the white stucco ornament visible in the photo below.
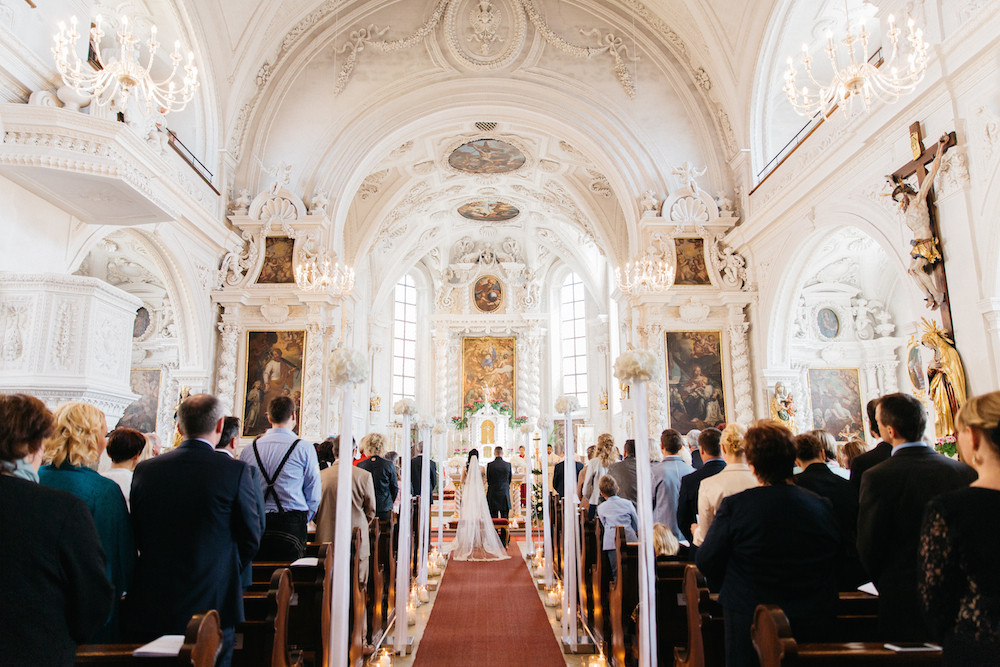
[520,423,532,434]
[394,398,418,416]
[554,394,580,415]
[613,349,662,384]
[329,348,368,386]
[432,423,448,435]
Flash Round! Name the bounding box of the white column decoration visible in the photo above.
[417,421,432,588]
[538,415,554,587]
[393,399,417,654]
[728,308,754,424]
[556,395,581,649]
[433,423,447,549]
[327,347,367,667]
[434,331,449,421]
[521,423,535,556]
[639,323,666,437]
[216,321,239,414]
[613,350,662,667]
[302,322,325,439]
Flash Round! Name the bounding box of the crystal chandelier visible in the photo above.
[52,13,199,115]
[615,253,674,295]
[783,2,928,117]
[295,255,355,296]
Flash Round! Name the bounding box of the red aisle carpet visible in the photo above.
[412,543,566,666]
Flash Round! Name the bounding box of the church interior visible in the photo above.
[1,0,999,665]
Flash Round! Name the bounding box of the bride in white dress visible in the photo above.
[448,449,510,561]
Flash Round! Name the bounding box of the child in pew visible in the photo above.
[596,474,638,580]
[653,522,690,561]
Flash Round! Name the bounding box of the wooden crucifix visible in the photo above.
[890,121,958,337]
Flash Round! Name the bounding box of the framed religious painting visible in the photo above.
[906,342,928,392]
[817,308,840,339]
[242,330,306,437]
[473,275,503,313]
[256,236,295,283]
[116,368,161,432]
[664,331,727,432]
[461,336,516,410]
[673,238,712,285]
[808,368,864,441]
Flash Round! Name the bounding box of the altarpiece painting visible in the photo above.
[461,336,516,409]
[256,236,295,283]
[808,368,864,441]
[116,369,161,432]
[665,331,727,432]
[243,330,305,437]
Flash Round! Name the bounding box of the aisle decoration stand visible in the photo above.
[613,349,662,667]
[555,394,582,650]
[392,398,418,654]
[538,415,554,587]
[432,423,447,551]
[520,423,535,556]
[417,420,433,596]
[328,348,368,667]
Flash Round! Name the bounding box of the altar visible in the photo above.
[468,404,511,452]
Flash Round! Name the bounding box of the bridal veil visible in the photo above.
[448,455,510,561]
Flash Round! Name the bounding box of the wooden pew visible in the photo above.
[378,516,397,638]
[752,605,942,666]
[579,508,597,629]
[590,519,611,655]
[492,517,510,547]
[366,519,384,645]
[674,564,725,667]
[608,527,640,667]
[551,493,563,577]
[235,568,301,667]
[76,610,222,666]
[655,559,690,665]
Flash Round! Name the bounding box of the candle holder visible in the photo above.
[417,585,429,603]
[587,653,609,667]
[377,648,393,667]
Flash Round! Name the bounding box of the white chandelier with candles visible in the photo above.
[783,2,928,118]
[295,255,355,296]
[52,12,199,115]
[615,252,674,295]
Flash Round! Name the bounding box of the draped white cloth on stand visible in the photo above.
[447,455,509,562]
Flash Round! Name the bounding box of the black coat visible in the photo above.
[849,441,891,495]
[358,455,398,516]
[676,459,726,542]
[0,476,114,666]
[410,456,438,497]
[127,440,263,637]
[857,445,977,641]
[486,457,512,513]
[553,459,584,498]
[795,463,866,589]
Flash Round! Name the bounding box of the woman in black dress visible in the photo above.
[920,391,1000,665]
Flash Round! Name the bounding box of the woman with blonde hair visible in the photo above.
[809,429,849,479]
[357,432,398,521]
[693,423,755,546]
[581,433,616,519]
[653,522,688,561]
[38,402,133,642]
[919,391,1000,664]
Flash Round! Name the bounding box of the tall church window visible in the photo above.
[392,274,417,405]
[560,272,588,408]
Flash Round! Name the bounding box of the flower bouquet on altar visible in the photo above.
[451,399,524,430]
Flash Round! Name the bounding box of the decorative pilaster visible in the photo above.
[862,362,880,400]
[434,329,450,421]
[302,322,326,439]
[638,323,666,437]
[727,308,753,424]
[876,360,900,394]
[519,328,542,422]
[216,322,239,414]
[156,361,179,442]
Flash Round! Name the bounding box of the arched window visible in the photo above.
[560,272,588,408]
[391,274,417,405]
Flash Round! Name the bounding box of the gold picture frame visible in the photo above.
[242,330,306,437]
[461,336,516,410]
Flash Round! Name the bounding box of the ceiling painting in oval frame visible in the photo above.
[458,199,520,222]
[448,139,526,174]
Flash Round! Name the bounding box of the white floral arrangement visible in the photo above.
[432,423,447,435]
[519,423,532,434]
[555,394,580,415]
[393,398,418,416]
[328,347,368,386]
[613,349,662,384]
[418,420,434,431]
[537,415,553,432]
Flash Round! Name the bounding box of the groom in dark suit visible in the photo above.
[486,446,512,518]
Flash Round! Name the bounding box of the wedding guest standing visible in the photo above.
[693,424,755,547]
[39,401,133,642]
[0,393,113,665]
[697,421,840,667]
[101,428,146,510]
[358,433,398,521]
[920,391,1000,665]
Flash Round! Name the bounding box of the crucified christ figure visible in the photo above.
[892,135,949,309]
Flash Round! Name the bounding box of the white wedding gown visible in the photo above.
[448,455,510,561]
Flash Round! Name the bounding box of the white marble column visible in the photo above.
[302,322,326,440]
[216,321,240,414]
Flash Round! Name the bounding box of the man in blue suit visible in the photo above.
[128,394,263,667]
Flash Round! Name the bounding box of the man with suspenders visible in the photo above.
[240,395,321,560]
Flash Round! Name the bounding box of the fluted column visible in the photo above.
[216,321,239,414]
[728,306,753,425]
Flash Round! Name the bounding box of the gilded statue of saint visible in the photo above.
[919,319,968,438]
